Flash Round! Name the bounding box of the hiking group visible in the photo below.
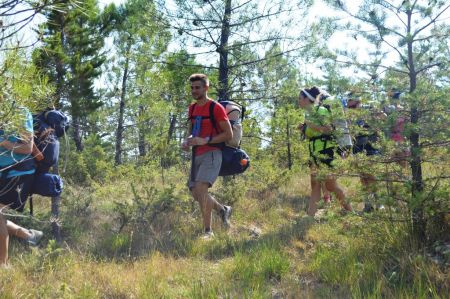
[298,86,409,217]
[1,72,407,266]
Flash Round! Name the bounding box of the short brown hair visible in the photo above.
[189,73,209,87]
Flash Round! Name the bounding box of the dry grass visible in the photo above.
[1,166,448,298]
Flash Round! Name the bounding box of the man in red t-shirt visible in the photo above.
[182,74,233,239]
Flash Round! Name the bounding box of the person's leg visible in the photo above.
[322,182,331,203]
[6,220,32,240]
[189,150,228,232]
[191,182,223,231]
[360,172,378,212]
[325,176,352,212]
[208,194,224,213]
[360,173,376,192]
[0,206,9,266]
[308,172,321,216]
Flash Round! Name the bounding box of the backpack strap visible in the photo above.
[208,101,225,148]
[0,157,36,180]
[188,103,197,120]
[209,101,217,133]
[189,101,223,147]
[189,101,218,133]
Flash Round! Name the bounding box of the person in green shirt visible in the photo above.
[298,86,353,216]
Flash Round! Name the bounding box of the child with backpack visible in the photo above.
[298,86,353,216]
[318,90,353,204]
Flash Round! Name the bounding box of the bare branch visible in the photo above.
[415,61,443,74]
[229,45,307,69]
[231,0,252,13]
[413,3,450,38]
[152,58,219,70]
[333,59,409,75]
[230,9,293,28]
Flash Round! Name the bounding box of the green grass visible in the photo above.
[1,168,448,298]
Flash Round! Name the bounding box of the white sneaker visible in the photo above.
[200,231,214,240]
[27,229,43,246]
[219,205,232,227]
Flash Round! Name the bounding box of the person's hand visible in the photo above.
[187,136,208,146]
[297,123,305,131]
[181,139,190,151]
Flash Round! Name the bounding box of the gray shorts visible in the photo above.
[188,150,222,189]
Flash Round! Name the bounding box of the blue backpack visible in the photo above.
[31,173,63,197]
[33,109,68,173]
[189,101,250,176]
[35,109,69,138]
[29,109,68,197]
[219,145,250,176]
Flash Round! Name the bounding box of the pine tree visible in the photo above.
[33,0,109,151]
[159,0,312,102]
[326,0,450,242]
[104,0,170,164]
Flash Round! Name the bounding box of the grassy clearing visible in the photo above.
[0,169,448,298]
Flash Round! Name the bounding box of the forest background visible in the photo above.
[0,0,449,297]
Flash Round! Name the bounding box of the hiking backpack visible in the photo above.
[217,100,244,148]
[189,100,250,176]
[29,108,68,197]
[33,109,69,173]
[321,96,353,152]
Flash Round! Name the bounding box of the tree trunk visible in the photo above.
[407,9,425,241]
[138,105,147,157]
[218,0,231,102]
[72,116,84,151]
[55,13,65,107]
[115,40,132,165]
[167,113,177,144]
[286,116,292,170]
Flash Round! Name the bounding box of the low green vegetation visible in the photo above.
[1,2,449,298]
[1,161,448,298]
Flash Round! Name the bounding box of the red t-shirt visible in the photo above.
[189,100,229,156]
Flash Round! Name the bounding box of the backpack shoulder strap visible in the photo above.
[317,103,331,113]
[209,101,217,131]
[188,103,197,119]
[208,101,225,148]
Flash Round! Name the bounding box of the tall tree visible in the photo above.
[257,43,302,169]
[159,0,313,103]
[33,0,108,151]
[325,0,450,241]
[105,0,170,164]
